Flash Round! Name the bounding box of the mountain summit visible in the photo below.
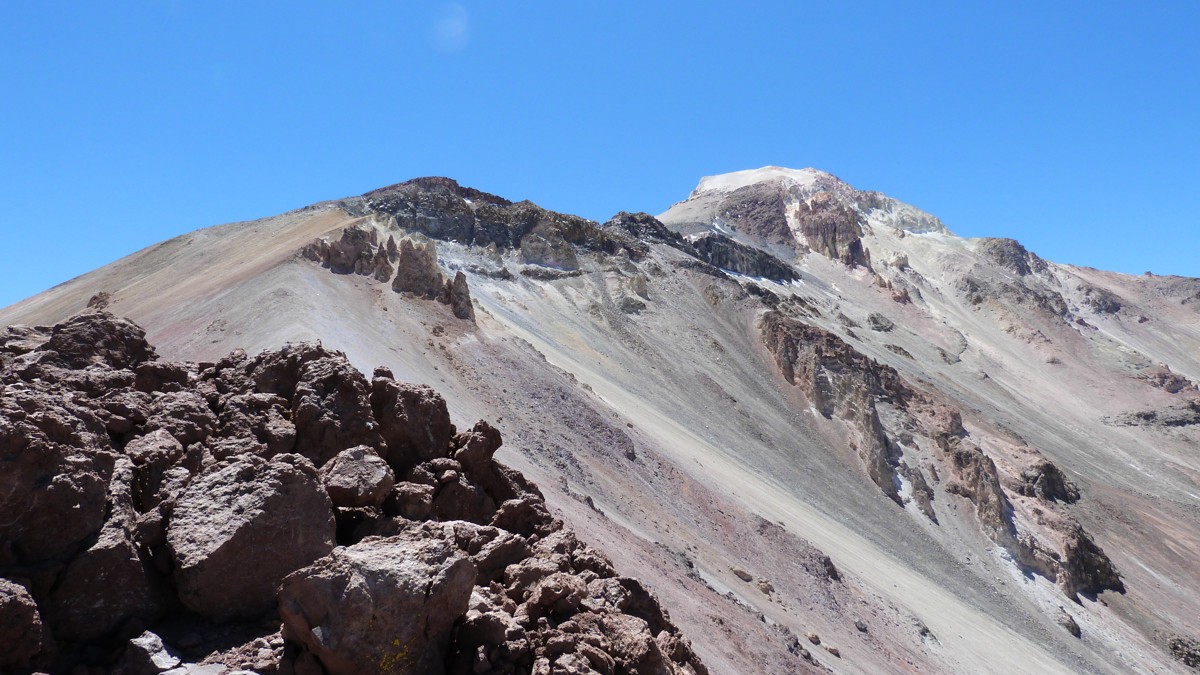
[2,170,1199,673]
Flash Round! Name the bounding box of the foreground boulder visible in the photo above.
[168,453,336,621]
[0,311,706,674]
[278,530,477,675]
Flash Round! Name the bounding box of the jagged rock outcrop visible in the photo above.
[760,311,908,501]
[303,223,475,321]
[359,177,646,262]
[943,442,1014,541]
[1108,400,1200,428]
[1017,460,1080,503]
[760,308,1125,604]
[976,238,1047,277]
[866,313,895,332]
[1080,284,1123,314]
[790,191,871,268]
[1137,364,1198,395]
[0,311,705,674]
[690,233,799,282]
[957,274,1070,318]
[603,211,689,249]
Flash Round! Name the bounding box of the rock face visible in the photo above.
[0,311,706,674]
[790,191,871,268]
[976,238,1047,277]
[761,310,909,502]
[760,307,1125,604]
[690,233,799,282]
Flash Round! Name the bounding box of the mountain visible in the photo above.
[3,168,1199,673]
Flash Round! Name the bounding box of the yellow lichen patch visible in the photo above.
[377,638,412,673]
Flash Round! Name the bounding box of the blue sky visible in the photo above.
[2,2,1198,308]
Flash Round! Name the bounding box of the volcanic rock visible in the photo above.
[45,457,164,642]
[370,374,455,474]
[690,233,799,282]
[976,238,1046,277]
[167,453,335,621]
[115,630,182,674]
[0,578,44,669]
[278,530,478,675]
[761,310,908,501]
[393,236,447,299]
[1017,460,1081,503]
[1059,522,1124,598]
[867,313,895,332]
[320,445,395,508]
[791,190,871,268]
[1169,635,1200,669]
[0,311,708,674]
[0,376,115,565]
[288,351,384,466]
[44,310,158,370]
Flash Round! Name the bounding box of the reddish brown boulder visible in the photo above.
[44,311,157,370]
[0,384,115,565]
[167,453,335,621]
[45,458,164,642]
[143,390,218,448]
[0,578,44,669]
[289,355,384,466]
[278,531,477,675]
[320,445,395,508]
[370,375,455,474]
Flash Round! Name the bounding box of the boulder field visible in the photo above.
[0,311,706,675]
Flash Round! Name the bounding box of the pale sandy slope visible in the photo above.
[3,175,1197,673]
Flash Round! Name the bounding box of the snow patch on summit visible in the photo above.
[692,166,828,197]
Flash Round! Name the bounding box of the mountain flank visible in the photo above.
[2,167,1200,673]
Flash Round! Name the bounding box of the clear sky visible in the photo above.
[2,2,1198,309]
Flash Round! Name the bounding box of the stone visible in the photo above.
[1059,523,1124,598]
[45,460,164,642]
[0,382,115,565]
[976,238,1046,277]
[115,631,182,674]
[143,391,219,448]
[278,532,477,675]
[370,375,455,474]
[1169,635,1200,669]
[320,445,395,508]
[866,313,895,332]
[1056,607,1081,638]
[0,578,44,669]
[448,270,475,321]
[288,354,384,467]
[1018,461,1080,503]
[167,453,335,621]
[44,311,158,370]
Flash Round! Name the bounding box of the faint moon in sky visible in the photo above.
[432,3,470,53]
